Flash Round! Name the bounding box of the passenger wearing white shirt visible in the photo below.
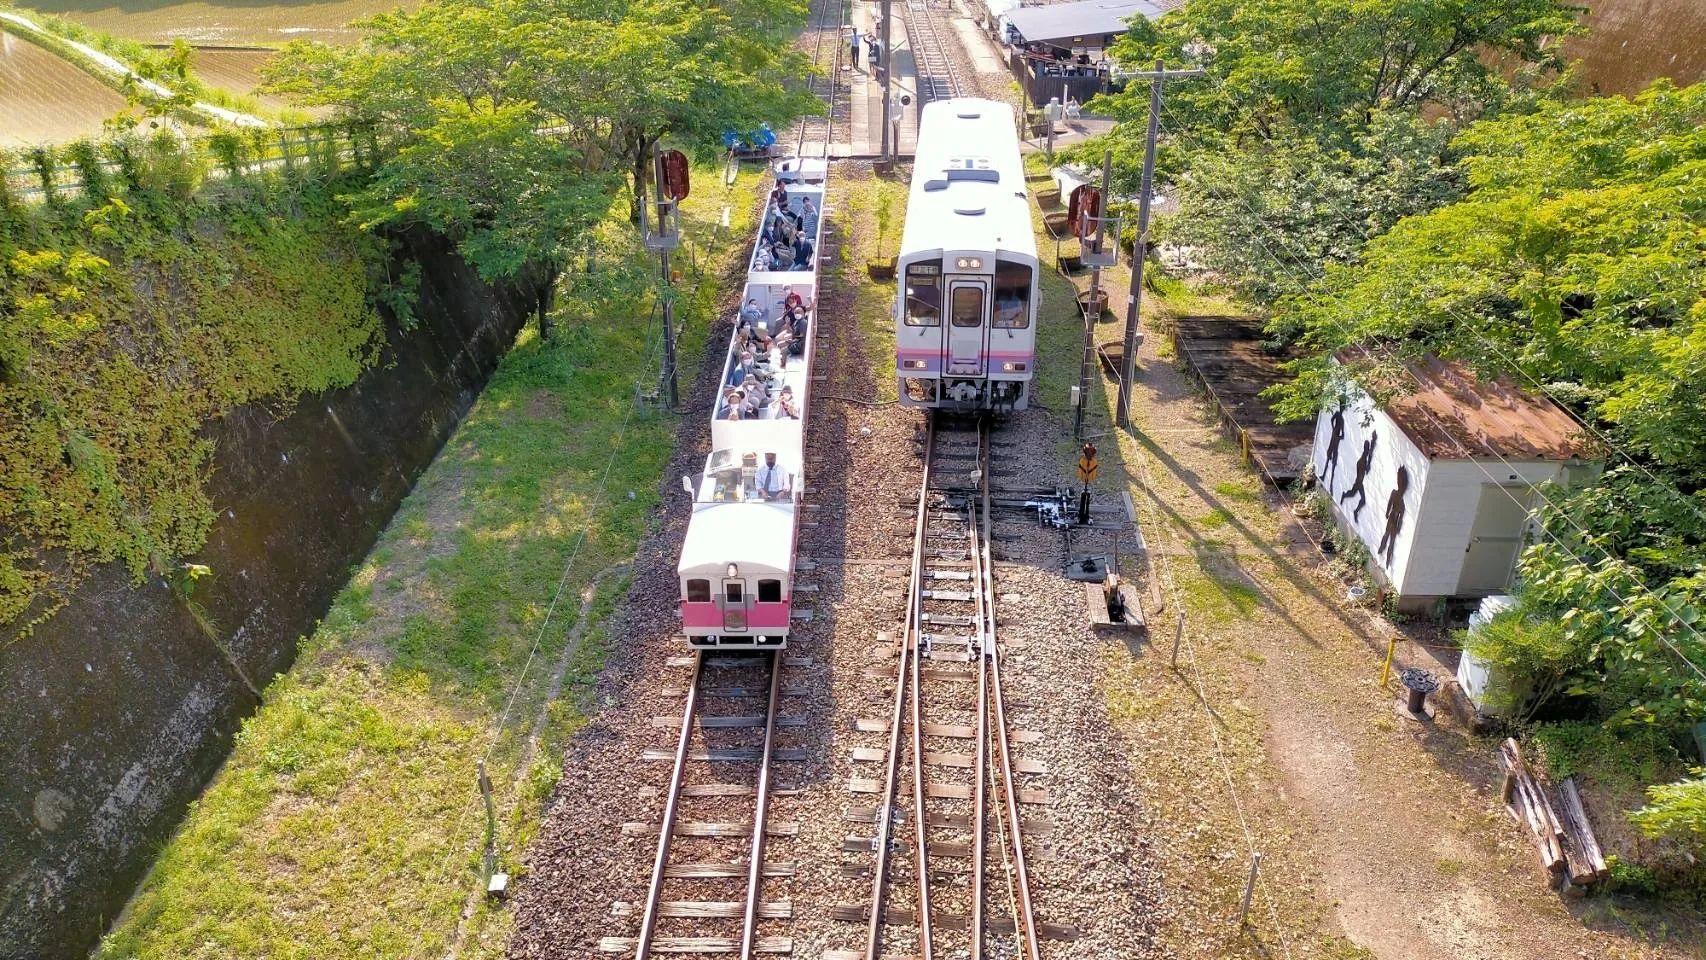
[756,452,791,501]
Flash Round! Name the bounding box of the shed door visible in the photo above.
[943,279,989,376]
[1456,484,1532,595]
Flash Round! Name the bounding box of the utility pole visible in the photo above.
[1115,59,1203,428]
[878,0,893,160]
[1074,147,1112,439]
[653,149,679,407]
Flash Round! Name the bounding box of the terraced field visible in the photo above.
[0,30,124,146]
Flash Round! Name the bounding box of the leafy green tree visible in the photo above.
[1167,111,1462,307]
[1268,81,1706,464]
[1102,0,1583,146]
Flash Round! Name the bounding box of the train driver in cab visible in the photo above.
[756,452,792,501]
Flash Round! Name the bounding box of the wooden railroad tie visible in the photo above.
[599,936,792,954]
[641,747,809,762]
[610,900,792,919]
[621,820,800,838]
[663,861,796,879]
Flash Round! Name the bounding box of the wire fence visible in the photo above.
[2,122,375,207]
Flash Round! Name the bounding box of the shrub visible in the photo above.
[1631,773,1706,849]
[1462,602,1590,722]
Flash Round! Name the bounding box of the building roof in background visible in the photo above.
[1006,0,1162,45]
[1337,349,1592,461]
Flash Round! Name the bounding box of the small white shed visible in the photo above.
[1312,353,1597,606]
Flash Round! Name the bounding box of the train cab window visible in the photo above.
[951,285,985,328]
[905,261,943,326]
[725,581,744,603]
[758,579,782,602]
[686,579,711,602]
[993,261,1032,329]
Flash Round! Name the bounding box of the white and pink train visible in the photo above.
[895,99,1038,411]
[675,158,829,649]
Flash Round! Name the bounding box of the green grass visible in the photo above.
[96,165,763,960]
[1199,507,1235,528]
[835,172,907,400]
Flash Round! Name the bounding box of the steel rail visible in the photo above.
[899,0,961,105]
[907,507,937,960]
[968,417,991,960]
[739,651,784,959]
[982,437,1042,960]
[634,652,705,960]
[793,0,847,158]
[864,412,935,960]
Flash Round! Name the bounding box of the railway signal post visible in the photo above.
[1077,442,1099,526]
[1074,148,1114,439]
[878,0,893,160]
[1116,59,1204,428]
[648,148,683,407]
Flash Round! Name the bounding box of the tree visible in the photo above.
[1165,110,1462,307]
[1101,0,1583,147]
[1267,81,1706,465]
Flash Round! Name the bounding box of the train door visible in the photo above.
[943,278,990,376]
[721,577,748,632]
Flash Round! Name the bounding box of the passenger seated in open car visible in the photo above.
[772,385,800,420]
[723,389,745,420]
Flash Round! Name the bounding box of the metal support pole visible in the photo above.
[1169,611,1183,668]
[1239,851,1263,925]
[477,761,496,881]
[879,0,893,160]
[1115,60,1203,428]
[1075,148,1112,439]
[654,150,679,408]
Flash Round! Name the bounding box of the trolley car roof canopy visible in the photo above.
[678,501,796,578]
[1005,0,1162,46]
[899,99,1038,266]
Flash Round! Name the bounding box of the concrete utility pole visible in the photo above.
[653,149,679,408]
[878,0,893,159]
[1074,147,1112,440]
[1115,59,1203,428]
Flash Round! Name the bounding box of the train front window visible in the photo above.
[951,285,984,328]
[686,578,710,602]
[905,261,942,326]
[758,579,782,602]
[993,260,1032,329]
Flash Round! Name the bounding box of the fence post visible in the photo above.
[1169,611,1183,669]
[1238,851,1262,925]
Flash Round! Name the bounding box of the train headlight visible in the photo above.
[902,359,928,370]
[954,257,984,271]
[1001,362,1028,372]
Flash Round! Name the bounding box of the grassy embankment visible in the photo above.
[95,164,763,960]
[829,167,905,397]
[1,153,385,635]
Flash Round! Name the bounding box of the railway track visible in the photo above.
[792,0,852,157]
[899,0,963,105]
[829,413,1052,960]
[604,651,803,958]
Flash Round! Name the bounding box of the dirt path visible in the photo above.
[1101,299,1705,958]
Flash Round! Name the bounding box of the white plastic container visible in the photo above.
[1457,594,1518,714]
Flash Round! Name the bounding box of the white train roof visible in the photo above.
[678,501,796,578]
[898,98,1037,266]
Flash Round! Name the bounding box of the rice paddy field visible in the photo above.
[22,0,414,45]
[182,46,297,112]
[0,29,123,146]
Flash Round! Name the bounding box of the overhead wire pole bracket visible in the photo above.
[1115,59,1205,429]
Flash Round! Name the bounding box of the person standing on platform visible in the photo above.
[848,23,860,69]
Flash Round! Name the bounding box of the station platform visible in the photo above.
[844,0,921,158]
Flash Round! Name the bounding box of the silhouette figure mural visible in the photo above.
[1319,406,1346,492]
[1377,465,1410,567]
[1339,432,1377,521]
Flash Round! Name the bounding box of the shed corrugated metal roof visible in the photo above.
[1336,349,1592,461]
[1006,0,1162,45]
